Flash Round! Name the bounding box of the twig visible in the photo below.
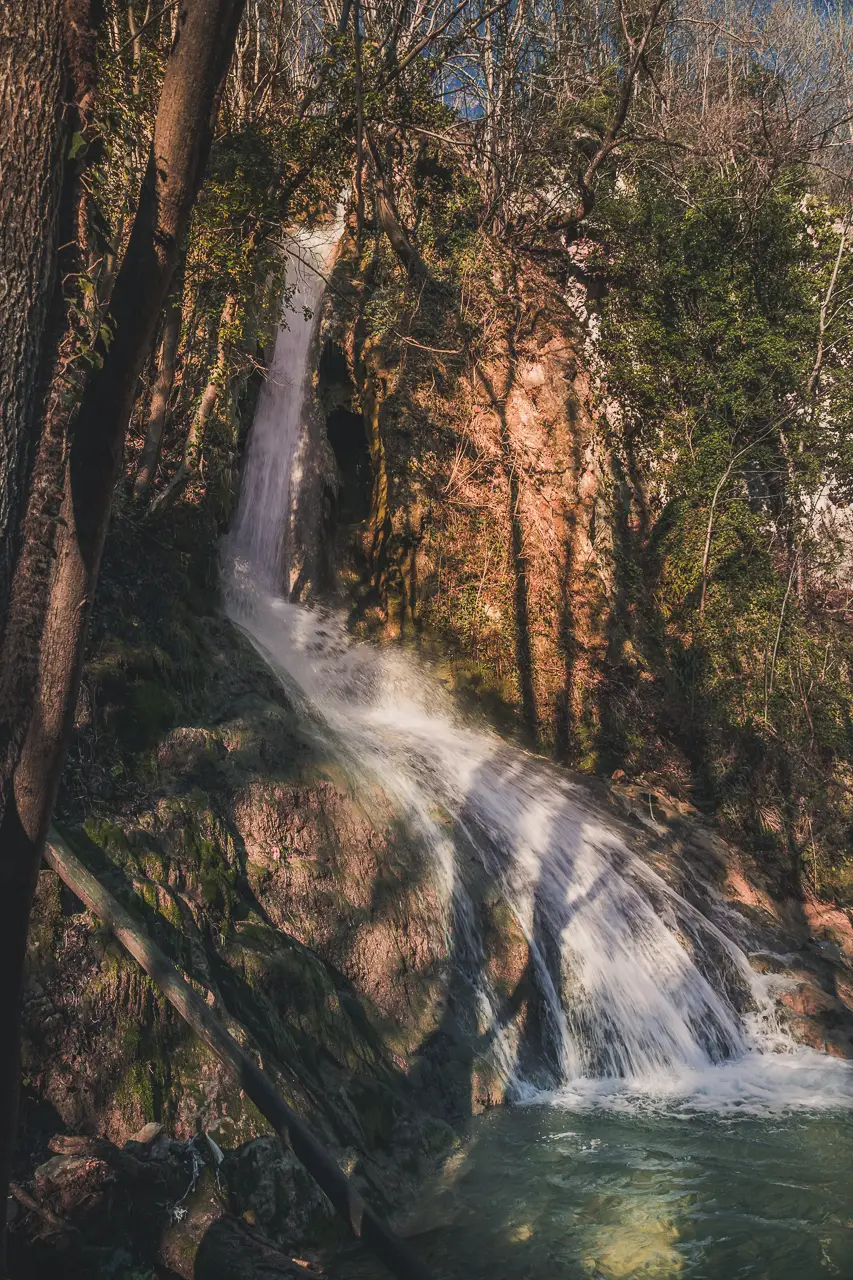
[394,332,462,354]
[9,1184,78,1237]
[111,0,180,58]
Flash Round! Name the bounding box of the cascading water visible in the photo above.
[227,213,346,591]
[224,218,853,1114]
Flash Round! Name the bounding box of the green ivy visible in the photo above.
[589,165,853,893]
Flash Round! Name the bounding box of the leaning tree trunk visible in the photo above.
[366,129,428,279]
[44,829,436,1280]
[0,0,246,1263]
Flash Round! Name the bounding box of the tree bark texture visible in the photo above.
[0,7,90,1272]
[133,293,183,502]
[0,1,246,1265]
[43,830,436,1280]
[0,0,67,791]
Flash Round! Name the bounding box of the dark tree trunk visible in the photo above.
[0,0,246,1264]
[353,0,365,233]
[0,0,68,812]
[0,5,98,1271]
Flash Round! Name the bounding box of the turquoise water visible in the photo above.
[373,1102,853,1279]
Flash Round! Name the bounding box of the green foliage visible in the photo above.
[596,171,810,475]
[590,166,853,891]
[187,125,290,334]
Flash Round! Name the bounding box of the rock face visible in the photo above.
[309,239,616,759]
[23,621,457,1168]
[300,237,853,1068]
[605,779,853,1060]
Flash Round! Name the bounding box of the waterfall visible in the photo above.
[226,212,345,592]
[224,221,853,1113]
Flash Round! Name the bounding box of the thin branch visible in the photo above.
[808,216,850,399]
[110,0,180,58]
[765,551,799,719]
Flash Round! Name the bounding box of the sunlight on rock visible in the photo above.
[507,1222,534,1243]
[583,1217,684,1278]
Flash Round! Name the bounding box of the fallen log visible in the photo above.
[42,829,435,1280]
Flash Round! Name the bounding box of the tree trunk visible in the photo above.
[698,459,735,619]
[149,292,237,516]
[366,130,428,279]
[0,0,67,704]
[0,0,246,1263]
[353,0,365,233]
[0,5,96,1270]
[133,292,183,502]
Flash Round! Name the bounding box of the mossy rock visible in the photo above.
[224,1135,338,1250]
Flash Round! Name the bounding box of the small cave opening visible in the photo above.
[326,406,372,524]
[318,337,351,389]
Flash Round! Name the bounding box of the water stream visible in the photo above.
[340,1104,853,1278]
[224,221,853,1275]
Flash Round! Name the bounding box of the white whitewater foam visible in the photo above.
[226,209,346,591]
[223,220,853,1117]
[533,1047,853,1117]
[228,594,853,1113]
